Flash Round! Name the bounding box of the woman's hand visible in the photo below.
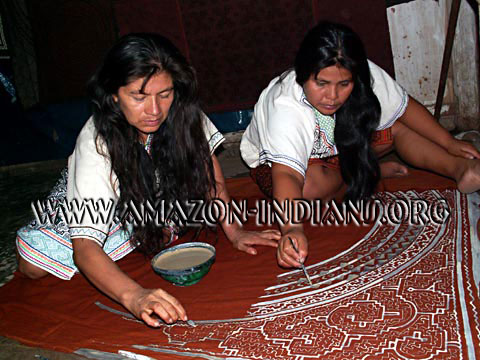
[123,287,187,327]
[72,238,187,327]
[210,155,280,255]
[229,229,281,255]
[446,138,480,159]
[277,230,308,268]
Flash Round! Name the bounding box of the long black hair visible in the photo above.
[88,33,215,255]
[295,21,381,202]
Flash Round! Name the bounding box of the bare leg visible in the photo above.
[302,119,480,200]
[379,161,409,178]
[373,142,409,178]
[16,249,48,279]
[391,121,480,193]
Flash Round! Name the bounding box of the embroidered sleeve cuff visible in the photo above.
[377,88,409,130]
[259,150,306,178]
[70,226,107,247]
[208,131,225,154]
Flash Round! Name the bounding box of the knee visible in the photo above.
[17,257,48,279]
[391,121,408,138]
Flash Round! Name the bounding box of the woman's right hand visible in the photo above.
[72,238,187,327]
[277,230,308,268]
[123,287,187,327]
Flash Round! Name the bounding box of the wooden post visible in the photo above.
[434,0,461,120]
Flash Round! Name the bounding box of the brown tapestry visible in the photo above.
[31,1,393,112]
[177,0,314,112]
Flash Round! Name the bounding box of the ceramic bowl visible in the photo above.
[151,242,216,286]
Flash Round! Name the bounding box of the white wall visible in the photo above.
[387,0,479,130]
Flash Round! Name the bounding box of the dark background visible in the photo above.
[0,0,394,165]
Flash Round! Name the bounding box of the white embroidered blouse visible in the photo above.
[66,114,224,246]
[240,60,408,178]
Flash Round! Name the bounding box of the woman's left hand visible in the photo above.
[447,138,480,159]
[229,229,281,255]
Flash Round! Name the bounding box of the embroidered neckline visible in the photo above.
[300,92,336,128]
[300,91,338,158]
[312,106,335,126]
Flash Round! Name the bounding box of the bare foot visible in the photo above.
[380,161,409,179]
[457,159,480,193]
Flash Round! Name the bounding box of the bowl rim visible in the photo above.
[151,242,216,275]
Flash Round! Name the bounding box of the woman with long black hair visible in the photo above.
[241,21,480,268]
[16,33,280,326]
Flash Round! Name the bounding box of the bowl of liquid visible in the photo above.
[151,242,216,286]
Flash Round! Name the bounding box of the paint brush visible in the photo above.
[288,237,313,286]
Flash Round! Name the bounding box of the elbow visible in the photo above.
[71,237,92,269]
